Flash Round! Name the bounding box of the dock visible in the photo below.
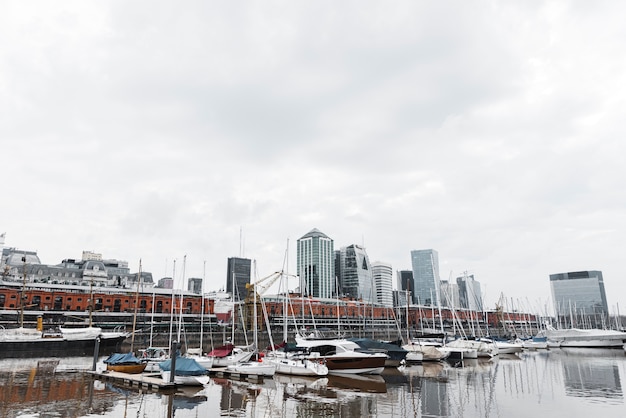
[86,367,265,391]
[87,370,176,392]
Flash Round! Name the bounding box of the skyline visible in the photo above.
[3,2,626,315]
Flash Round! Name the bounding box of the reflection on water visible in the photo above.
[1,349,625,417]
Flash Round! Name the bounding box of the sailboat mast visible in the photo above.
[177,255,186,342]
[130,259,142,353]
[20,254,26,329]
[200,260,206,353]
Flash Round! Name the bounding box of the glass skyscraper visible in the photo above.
[410,249,441,306]
[296,228,334,298]
[226,257,251,302]
[336,244,373,303]
[550,270,609,327]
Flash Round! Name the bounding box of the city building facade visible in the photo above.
[550,270,609,327]
[296,228,334,298]
[336,244,373,303]
[410,249,441,306]
[226,257,251,302]
[372,261,393,307]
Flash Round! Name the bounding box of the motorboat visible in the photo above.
[541,326,626,348]
[295,334,387,375]
[348,338,408,367]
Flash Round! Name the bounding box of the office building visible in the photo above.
[397,270,416,304]
[410,249,441,306]
[296,228,334,298]
[550,270,609,327]
[336,244,373,303]
[372,262,393,307]
[226,257,252,302]
[456,273,483,311]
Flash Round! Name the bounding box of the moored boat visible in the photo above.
[295,333,387,375]
[159,356,209,386]
[542,326,626,348]
[103,352,147,374]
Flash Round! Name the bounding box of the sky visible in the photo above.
[2,1,625,315]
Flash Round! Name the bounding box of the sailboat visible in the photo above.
[267,272,327,377]
[183,261,214,369]
[207,265,254,367]
[103,260,146,374]
[226,261,276,377]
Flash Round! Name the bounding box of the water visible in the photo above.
[1,348,625,417]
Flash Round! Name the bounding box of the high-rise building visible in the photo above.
[456,273,483,311]
[372,262,393,307]
[226,257,251,302]
[188,277,203,294]
[550,270,609,327]
[296,228,334,298]
[410,249,441,306]
[397,270,415,304]
[439,280,459,308]
[336,244,373,302]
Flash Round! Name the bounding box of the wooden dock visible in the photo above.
[87,367,265,392]
[87,370,176,392]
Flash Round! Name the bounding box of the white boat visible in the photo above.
[295,333,387,375]
[438,345,478,360]
[402,341,449,362]
[159,356,209,386]
[521,336,548,350]
[446,338,499,358]
[493,339,523,354]
[226,358,276,377]
[161,370,210,386]
[207,343,256,367]
[269,351,328,376]
[542,326,626,348]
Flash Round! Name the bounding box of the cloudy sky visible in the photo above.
[2,1,625,315]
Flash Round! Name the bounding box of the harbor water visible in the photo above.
[1,348,625,417]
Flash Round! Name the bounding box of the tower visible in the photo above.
[372,262,393,307]
[226,257,251,302]
[550,270,609,328]
[296,228,334,298]
[337,244,373,303]
[410,249,441,306]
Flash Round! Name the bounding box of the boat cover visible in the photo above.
[104,352,142,365]
[159,357,207,376]
[349,338,407,354]
[206,344,234,357]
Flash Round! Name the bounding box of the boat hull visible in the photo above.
[0,335,127,359]
[106,363,147,374]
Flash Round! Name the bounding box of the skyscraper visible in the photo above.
[456,273,483,311]
[336,244,373,303]
[550,270,609,327]
[226,257,251,302]
[397,270,415,304]
[410,249,441,306]
[296,228,334,298]
[372,262,393,307]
